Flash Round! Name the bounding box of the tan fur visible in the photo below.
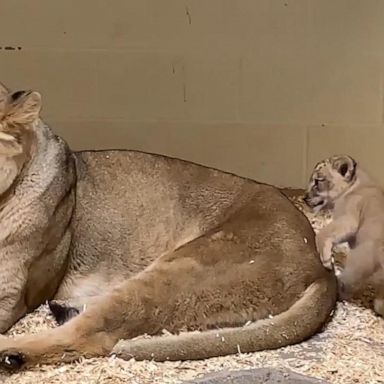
[305,155,384,316]
[0,82,336,371]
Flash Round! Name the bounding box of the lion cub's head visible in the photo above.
[0,82,42,196]
[304,155,357,211]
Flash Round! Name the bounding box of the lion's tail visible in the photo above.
[112,274,337,361]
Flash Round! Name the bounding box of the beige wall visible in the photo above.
[1,0,383,187]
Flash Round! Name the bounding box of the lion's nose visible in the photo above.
[303,194,310,203]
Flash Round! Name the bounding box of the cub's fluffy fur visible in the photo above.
[305,155,384,316]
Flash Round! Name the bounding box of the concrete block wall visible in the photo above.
[0,0,383,187]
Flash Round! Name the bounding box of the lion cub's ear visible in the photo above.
[332,155,357,181]
[4,90,42,125]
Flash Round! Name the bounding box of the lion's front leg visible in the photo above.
[0,305,26,335]
[0,265,29,334]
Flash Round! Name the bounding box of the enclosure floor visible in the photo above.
[2,194,384,384]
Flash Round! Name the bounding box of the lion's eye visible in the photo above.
[314,178,324,187]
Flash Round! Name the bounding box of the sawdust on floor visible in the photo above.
[2,194,384,384]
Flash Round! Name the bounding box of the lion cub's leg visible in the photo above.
[338,242,379,300]
[374,290,384,317]
[316,216,359,270]
[371,268,384,317]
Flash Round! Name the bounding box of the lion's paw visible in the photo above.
[48,300,80,325]
[337,275,353,301]
[0,350,25,371]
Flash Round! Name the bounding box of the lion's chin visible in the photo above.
[303,196,326,213]
[312,202,326,213]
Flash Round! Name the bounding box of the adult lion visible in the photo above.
[0,83,336,370]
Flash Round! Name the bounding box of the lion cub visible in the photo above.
[304,154,384,316]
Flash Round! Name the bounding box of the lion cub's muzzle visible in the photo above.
[303,192,325,211]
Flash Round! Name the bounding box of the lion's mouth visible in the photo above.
[303,194,325,210]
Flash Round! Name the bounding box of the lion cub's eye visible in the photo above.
[314,178,324,187]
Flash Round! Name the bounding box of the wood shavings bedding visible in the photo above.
[2,193,384,384]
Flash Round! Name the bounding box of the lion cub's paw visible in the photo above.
[336,275,353,301]
[334,263,343,277]
[373,298,384,317]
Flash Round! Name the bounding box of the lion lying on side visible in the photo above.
[0,82,336,371]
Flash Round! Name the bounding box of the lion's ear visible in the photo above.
[332,155,357,181]
[4,90,42,125]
